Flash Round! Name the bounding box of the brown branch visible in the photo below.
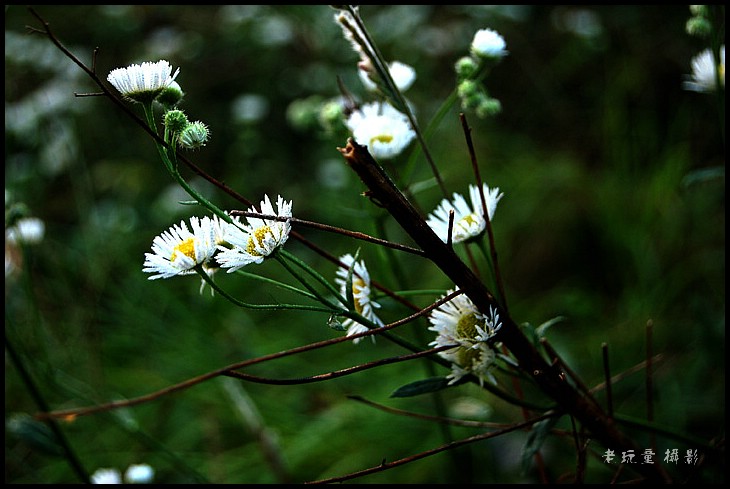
[338,138,672,483]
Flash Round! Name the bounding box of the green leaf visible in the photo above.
[521,415,562,474]
[6,413,65,457]
[390,376,453,398]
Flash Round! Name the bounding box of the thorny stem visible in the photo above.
[338,138,672,483]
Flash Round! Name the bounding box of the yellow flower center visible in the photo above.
[370,134,393,145]
[246,226,272,256]
[352,277,366,314]
[457,213,479,229]
[456,313,480,340]
[170,237,196,263]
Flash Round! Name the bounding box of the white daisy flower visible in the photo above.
[107,59,180,103]
[359,60,417,93]
[124,463,155,484]
[470,28,508,59]
[428,288,501,385]
[216,195,292,272]
[426,182,503,244]
[334,253,384,344]
[143,216,217,280]
[683,46,725,93]
[91,468,122,484]
[345,101,416,159]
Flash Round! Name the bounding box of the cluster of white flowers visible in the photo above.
[428,288,502,385]
[426,183,504,244]
[334,253,384,344]
[143,195,292,281]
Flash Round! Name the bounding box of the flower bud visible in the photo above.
[179,121,210,149]
[156,81,184,108]
[164,109,189,137]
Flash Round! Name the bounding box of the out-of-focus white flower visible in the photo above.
[124,463,155,484]
[470,28,508,59]
[107,60,180,103]
[683,46,725,92]
[91,468,122,484]
[216,195,292,272]
[345,101,416,160]
[5,217,45,245]
[359,60,416,92]
[426,183,503,244]
[334,253,384,344]
[143,216,217,279]
[428,288,502,385]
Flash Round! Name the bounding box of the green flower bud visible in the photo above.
[454,56,478,80]
[179,121,210,149]
[164,109,190,136]
[156,81,184,108]
[685,17,712,37]
[457,79,479,99]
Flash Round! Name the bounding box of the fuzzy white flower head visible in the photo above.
[334,8,367,59]
[5,217,45,245]
[124,463,155,484]
[345,102,416,159]
[334,253,384,344]
[216,195,292,272]
[427,183,503,244]
[428,288,501,385]
[683,46,725,92]
[359,60,417,92]
[143,216,217,280]
[471,28,508,59]
[107,60,180,103]
[91,468,122,485]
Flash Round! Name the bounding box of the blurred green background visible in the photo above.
[5,5,724,484]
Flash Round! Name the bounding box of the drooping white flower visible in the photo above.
[334,253,384,344]
[428,288,502,385]
[345,101,416,160]
[143,216,217,280]
[470,28,508,59]
[426,182,503,244]
[124,463,155,484]
[107,60,180,103]
[359,60,416,93]
[216,195,292,272]
[683,46,725,92]
[91,468,122,484]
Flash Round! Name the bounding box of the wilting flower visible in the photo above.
[470,28,508,59]
[683,46,725,92]
[143,216,217,280]
[429,288,502,385]
[426,183,503,244]
[107,60,180,103]
[359,60,416,93]
[345,101,416,159]
[334,253,384,344]
[216,195,292,272]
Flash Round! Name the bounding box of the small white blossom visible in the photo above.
[107,60,180,103]
[143,216,217,280]
[216,195,292,272]
[427,183,503,244]
[359,60,416,92]
[471,28,508,59]
[124,463,155,484]
[683,46,725,92]
[334,253,384,344]
[91,468,122,484]
[345,101,416,159]
[428,288,501,385]
[5,217,45,245]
